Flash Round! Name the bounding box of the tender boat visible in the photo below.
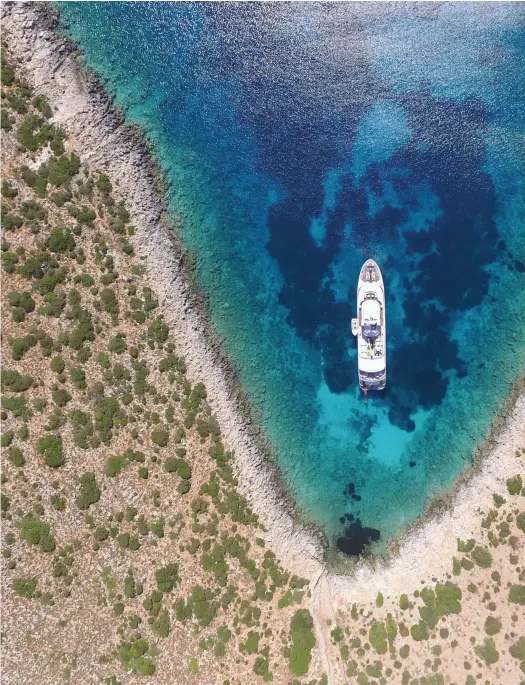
[351,259,386,399]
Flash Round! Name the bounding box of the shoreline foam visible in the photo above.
[3,1,523,605]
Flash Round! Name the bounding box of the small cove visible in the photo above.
[58,2,525,556]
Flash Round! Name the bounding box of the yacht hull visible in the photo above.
[351,260,386,394]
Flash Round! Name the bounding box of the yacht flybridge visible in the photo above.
[351,260,386,400]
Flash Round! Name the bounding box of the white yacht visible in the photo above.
[351,259,386,398]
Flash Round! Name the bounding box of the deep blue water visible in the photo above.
[58,2,525,556]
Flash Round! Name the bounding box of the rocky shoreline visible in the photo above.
[3,0,524,611]
[1,0,326,579]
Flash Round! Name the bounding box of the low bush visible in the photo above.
[2,213,23,231]
[471,546,492,569]
[118,639,155,676]
[20,515,55,553]
[13,577,38,599]
[10,335,37,360]
[9,446,25,468]
[156,564,180,593]
[2,252,18,273]
[288,609,316,676]
[1,369,33,392]
[151,610,170,638]
[151,427,169,447]
[507,475,523,495]
[474,638,499,665]
[37,435,65,468]
[47,154,80,186]
[509,584,525,605]
[48,227,76,253]
[75,473,101,510]
[1,396,28,419]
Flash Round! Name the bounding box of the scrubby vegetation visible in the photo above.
[1,50,321,685]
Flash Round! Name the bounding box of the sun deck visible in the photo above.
[353,259,386,392]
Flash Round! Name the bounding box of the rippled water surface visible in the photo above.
[58,2,525,556]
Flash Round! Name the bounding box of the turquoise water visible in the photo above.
[58,3,525,556]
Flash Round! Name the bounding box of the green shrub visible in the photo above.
[37,435,64,468]
[288,609,316,677]
[151,610,170,638]
[50,356,65,374]
[1,60,15,86]
[75,473,101,510]
[1,108,13,131]
[507,475,523,495]
[6,92,28,114]
[331,627,343,643]
[156,564,179,593]
[2,251,18,273]
[1,369,33,392]
[474,638,499,665]
[159,354,186,374]
[52,387,71,407]
[50,188,72,206]
[113,602,125,617]
[108,333,127,354]
[1,431,14,447]
[38,290,66,317]
[68,204,96,225]
[118,639,155,676]
[434,582,462,616]
[190,585,218,627]
[240,631,260,654]
[96,172,112,196]
[1,180,18,199]
[2,213,23,231]
[217,626,231,643]
[70,367,86,389]
[100,288,118,314]
[151,428,169,447]
[17,115,44,150]
[13,577,38,599]
[484,615,501,635]
[410,621,429,641]
[20,200,47,221]
[9,447,25,467]
[10,335,37,360]
[32,94,53,117]
[20,515,55,553]
[94,527,109,542]
[253,656,272,681]
[471,546,492,569]
[509,585,525,605]
[47,154,80,186]
[509,637,525,662]
[8,290,35,313]
[399,594,410,610]
[1,395,28,419]
[148,317,169,344]
[48,226,76,253]
[164,457,192,480]
[369,621,387,654]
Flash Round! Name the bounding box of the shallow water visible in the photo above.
[58,2,525,556]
